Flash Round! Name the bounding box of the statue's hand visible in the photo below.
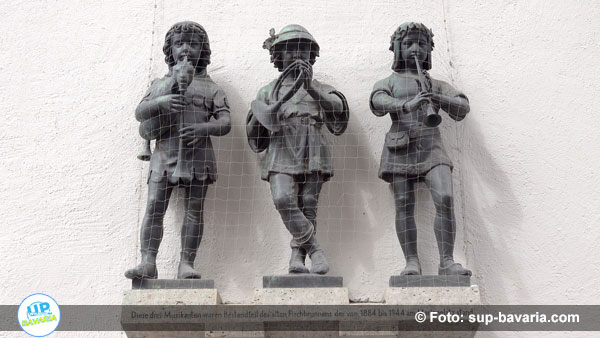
[404,91,432,113]
[180,123,209,143]
[297,60,313,90]
[156,94,186,114]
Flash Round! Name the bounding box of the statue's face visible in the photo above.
[172,32,204,65]
[280,39,312,69]
[400,31,431,68]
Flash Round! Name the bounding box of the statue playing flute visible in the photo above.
[370,22,471,276]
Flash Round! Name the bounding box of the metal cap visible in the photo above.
[264,24,320,51]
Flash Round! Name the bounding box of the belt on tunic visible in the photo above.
[281,115,323,128]
[405,127,437,138]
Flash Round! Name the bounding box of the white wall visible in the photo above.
[1,0,599,337]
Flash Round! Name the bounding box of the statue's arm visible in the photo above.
[135,97,164,121]
[314,85,349,136]
[135,77,178,140]
[369,79,408,116]
[135,77,177,121]
[205,109,231,136]
[433,94,470,121]
[307,85,344,114]
[432,80,470,121]
[200,88,232,137]
[137,98,176,140]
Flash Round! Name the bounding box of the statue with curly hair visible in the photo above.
[125,21,231,280]
[370,22,471,277]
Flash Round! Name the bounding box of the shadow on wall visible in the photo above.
[318,114,383,298]
[198,80,294,303]
[458,118,525,304]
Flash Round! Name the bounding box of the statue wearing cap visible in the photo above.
[247,24,349,275]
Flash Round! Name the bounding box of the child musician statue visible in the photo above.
[126,21,231,280]
[370,22,471,277]
[247,25,349,275]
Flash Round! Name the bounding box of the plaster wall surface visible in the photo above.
[1,1,599,337]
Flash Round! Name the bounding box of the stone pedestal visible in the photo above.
[131,278,216,290]
[121,279,220,338]
[342,277,481,337]
[388,275,471,288]
[365,277,481,338]
[384,276,480,306]
[256,274,349,338]
[263,275,344,289]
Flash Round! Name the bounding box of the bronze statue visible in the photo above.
[370,22,471,276]
[126,21,231,280]
[247,25,349,275]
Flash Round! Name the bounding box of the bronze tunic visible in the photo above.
[247,79,349,181]
[370,72,468,181]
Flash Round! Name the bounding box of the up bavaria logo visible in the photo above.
[18,294,60,336]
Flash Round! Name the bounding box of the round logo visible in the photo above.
[18,294,60,337]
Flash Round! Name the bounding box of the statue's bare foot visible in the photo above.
[124,263,157,280]
[400,259,421,276]
[177,262,201,279]
[309,249,329,275]
[438,261,471,276]
[289,248,309,274]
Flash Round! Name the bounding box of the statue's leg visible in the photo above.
[270,173,309,273]
[300,172,324,230]
[288,183,309,274]
[391,175,421,275]
[270,173,327,274]
[177,181,209,279]
[424,165,471,276]
[291,173,325,272]
[125,176,174,279]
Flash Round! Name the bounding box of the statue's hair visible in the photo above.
[163,21,211,70]
[390,22,434,71]
[270,39,319,71]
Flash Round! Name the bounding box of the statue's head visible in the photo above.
[263,24,320,71]
[390,22,434,71]
[163,21,211,72]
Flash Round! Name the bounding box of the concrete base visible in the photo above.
[342,285,481,338]
[384,285,481,305]
[120,281,481,338]
[389,275,471,287]
[123,288,222,305]
[132,278,215,289]
[341,285,482,337]
[255,287,349,305]
[122,285,221,338]
[256,279,349,338]
[263,274,343,288]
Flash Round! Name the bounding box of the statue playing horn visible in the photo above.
[247,25,349,274]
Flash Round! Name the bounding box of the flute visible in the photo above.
[413,53,441,127]
[172,56,195,181]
